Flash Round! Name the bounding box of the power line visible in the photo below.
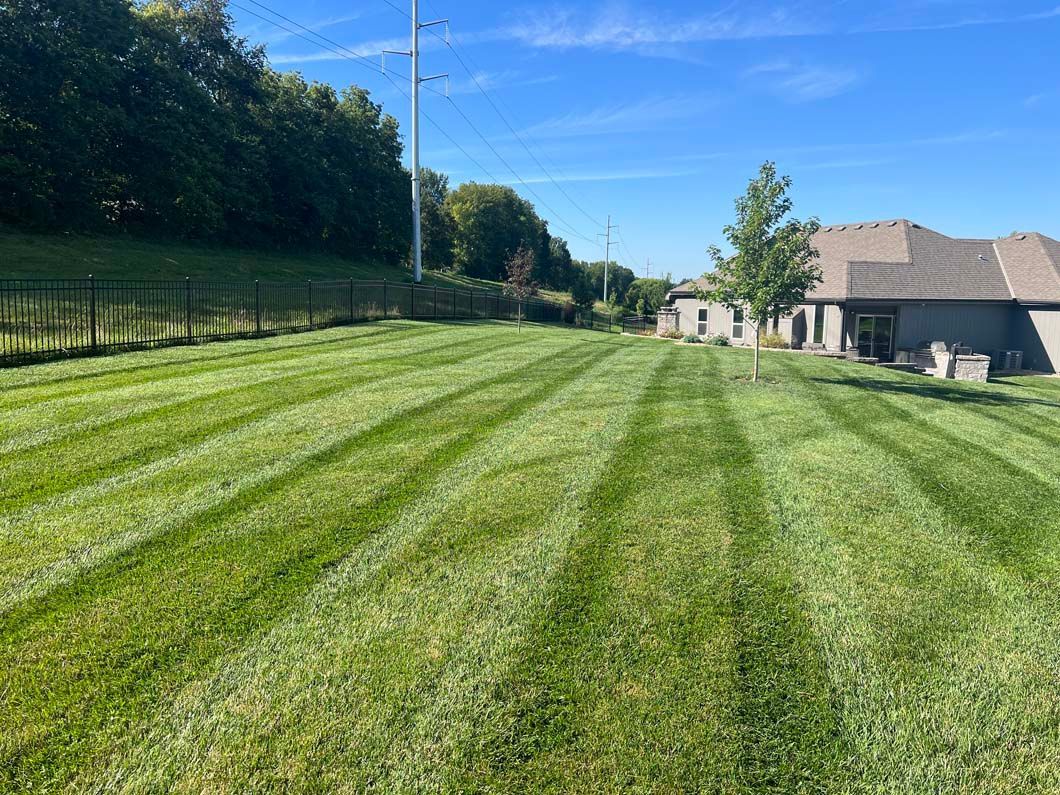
[440,96,600,246]
[232,0,602,250]
[232,0,383,75]
[230,1,495,181]
[419,0,605,231]
[381,0,605,232]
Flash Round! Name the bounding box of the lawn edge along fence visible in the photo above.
[0,277,619,366]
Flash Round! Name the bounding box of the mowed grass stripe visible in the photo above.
[0,327,517,511]
[91,340,661,793]
[795,359,1060,579]
[0,321,423,406]
[765,351,1060,792]
[0,329,557,611]
[0,322,453,451]
[454,346,742,793]
[386,344,672,792]
[1,331,619,790]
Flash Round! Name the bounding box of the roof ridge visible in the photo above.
[819,218,911,231]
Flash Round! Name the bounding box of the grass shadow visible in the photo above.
[807,375,1060,410]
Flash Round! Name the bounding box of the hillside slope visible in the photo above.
[0,231,568,302]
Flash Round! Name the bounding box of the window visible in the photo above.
[731,308,744,340]
[812,305,826,344]
[697,307,708,336]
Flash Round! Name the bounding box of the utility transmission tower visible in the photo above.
[597,215,619,303]
[383,3,448,283]
[643,258,652,279]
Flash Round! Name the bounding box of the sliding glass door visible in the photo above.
[856,314,894,360]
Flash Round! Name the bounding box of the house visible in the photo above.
[665,220,1060,372]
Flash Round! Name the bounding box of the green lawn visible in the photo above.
[4,323,1060,792]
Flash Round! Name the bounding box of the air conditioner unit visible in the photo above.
[993,350,1023,371]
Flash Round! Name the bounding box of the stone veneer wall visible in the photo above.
[953,354,991,382]
[656,308,680,336]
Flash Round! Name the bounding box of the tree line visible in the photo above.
[0,0,673,307]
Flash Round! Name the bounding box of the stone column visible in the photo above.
[953,354,991,382]
[656,307,680,337]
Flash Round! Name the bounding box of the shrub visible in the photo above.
[681,334,702,344]
[760,331,788,349]
[659,328,683,339]
[705,334,730,346]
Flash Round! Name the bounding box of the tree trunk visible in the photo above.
[518,303,522,332]
[753,324,761,382]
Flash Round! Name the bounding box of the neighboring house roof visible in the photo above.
[667,220,1060,305]
[668,276,712,297]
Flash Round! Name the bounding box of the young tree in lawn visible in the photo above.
[698,162,822,382]
[503,246,539,332]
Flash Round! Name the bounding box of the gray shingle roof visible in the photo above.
[668,276,712,297]
[993,232,1060,302]
[808,220,911,300]
[847,225,1012,301]
[669,221,1060,305]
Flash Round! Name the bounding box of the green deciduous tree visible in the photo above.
[446,182,547,281]
[622,278,672,314]
[419,167,454,271]
[569,269,595,308]
[698,162,821,382]
[0,0,409,264]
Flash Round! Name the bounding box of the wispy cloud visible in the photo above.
[668,128,1009,163]
[479,3,1060,57]
[796,157,897,170]
[268,32,448,65]
[519,94,712,138]
[855,4,1060,33]
[448,70,559,96]
[746,60,860,101]
[499,167,696,185]
[498,4,819,53]
[242,12,365,47]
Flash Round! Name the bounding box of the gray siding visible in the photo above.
[672,298,754,343]
[798,304,842,350]
[1013,308,1060,372]
[894,303,1012,352]
[823,305,843,350]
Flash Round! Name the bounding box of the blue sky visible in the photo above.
[234,0,1060,281]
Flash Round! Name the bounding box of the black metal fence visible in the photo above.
[0,276,620,365]
[621,315,657,335]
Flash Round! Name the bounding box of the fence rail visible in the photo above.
[0,276,619,365]
[621,315,657,335]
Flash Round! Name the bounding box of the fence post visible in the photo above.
[434,284,438,319]
[255,280,261,334]
[609,312,612,333]
[185,276,192,343]
[89,274,98,352]
[349,277,354,322]
[411,283,416,318]
[383,279,388,319]
[307,280,313,327]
